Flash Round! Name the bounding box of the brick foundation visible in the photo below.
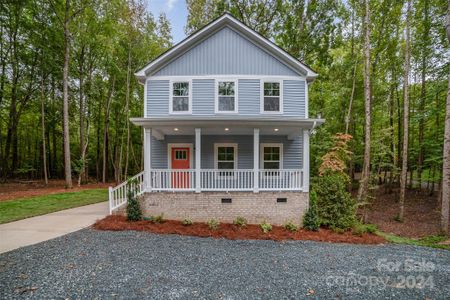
[132,191,309,225]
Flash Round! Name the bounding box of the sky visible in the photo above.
[147,0,188,43]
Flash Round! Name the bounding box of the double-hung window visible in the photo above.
[171,81,191,113]
[261,143,282,176]
[216,80,237,113]
[262,81,282,113]
[215,143,237,177]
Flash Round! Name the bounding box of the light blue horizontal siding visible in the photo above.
[283,80,306,117]
[147,79,306,117]
[153,27,299,76]
[147,80,169,116]
[150,134,303,169]
[192,79,215,115]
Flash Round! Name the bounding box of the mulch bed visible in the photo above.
[93,215,385,245]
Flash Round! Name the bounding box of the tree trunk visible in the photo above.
[345,60,357,135]
[102,75,115,183]
[63,0,73,188]
[40,69,48,185]
[441,1,450,234]
[399,0,412,222]
[124,47,132,179]
[357,0,372,205]
[79,46,85,183]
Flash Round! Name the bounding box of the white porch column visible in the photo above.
[195,128,201,193]
[303,129,310,192]
[144,128,152,192]
[253,128,259,193]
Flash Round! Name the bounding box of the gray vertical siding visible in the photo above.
[153,27,299,76]
[147,80,169,116]
[150,134,303,169]
[283,80,306,117]
[147,79,305,117]
[192,79,215,115]
[238,79,260,115]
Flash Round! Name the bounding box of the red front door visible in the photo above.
[171,147,190,188]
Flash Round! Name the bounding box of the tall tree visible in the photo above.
[441,0,450,234]
[399,0,412,222]
[357,0,372,204]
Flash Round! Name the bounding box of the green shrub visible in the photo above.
[182,218,193,226]
[283,220,298,232]
[313,172,356,229]
[331,226,346,234]
[260,221,272,233]
[126,185,142,222]
[352,223,377,236]
[233,216,247,228]
[303,191,320,231]
[152,213,164,224]
[207,218,220,230]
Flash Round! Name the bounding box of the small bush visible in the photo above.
[207,218,220,230]
[152,213,164,224]
[260,221,272,233]
[352,223,377,236]
[143,216,152,221]
[283,220,298,232]
[182,218,193,226]
[331,226,346,234]
[126,184,142,222]
[233,216,247,228]
[314,172,356,229]
[303,191,320,231]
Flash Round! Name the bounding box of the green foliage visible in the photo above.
[207,218,220,230]
[260,221,272,233]
[352,223,377,236]
[182,218,193,226]
[233,216,247,228]
[303,191,320,231]
[126,184,142,222]
[283,220,298,232]
[313,172,357,229]
[152,213,165,224]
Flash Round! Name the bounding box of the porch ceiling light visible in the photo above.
[274,128,279,132]
[224,128,229,131]
[174,128,179,131]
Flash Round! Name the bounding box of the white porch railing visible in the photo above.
[109,169,303,213]
[150,169,303,192]
[108,171,145,214]
[150,169,196,191]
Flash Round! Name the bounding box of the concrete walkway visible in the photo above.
[0,201,108,254]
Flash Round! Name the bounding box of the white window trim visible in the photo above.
[260,79,283,114]
[167,143,193,169]
[215,79,238,114]
[260,143,283,170]
[214,143,238,170]
[169,79,192,114]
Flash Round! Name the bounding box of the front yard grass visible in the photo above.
[0,189,108,224]
[376,231,450,250]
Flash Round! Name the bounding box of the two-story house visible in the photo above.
[109,13,324,225]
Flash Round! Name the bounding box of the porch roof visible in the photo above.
[130,116,324,139]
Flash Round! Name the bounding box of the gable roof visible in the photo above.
[135,13,318,82]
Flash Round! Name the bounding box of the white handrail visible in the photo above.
[109,171,145,214]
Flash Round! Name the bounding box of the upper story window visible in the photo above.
[216,80,237,113]
[261,81,282,113]
[170,81,191,113]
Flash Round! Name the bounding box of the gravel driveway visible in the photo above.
[1,229,449,299]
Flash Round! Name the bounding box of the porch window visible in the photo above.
[262,81,281,112]
[171,81,190,113]
[261,144,283,169]
[215,143,237,170]
[216,81,236,113]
